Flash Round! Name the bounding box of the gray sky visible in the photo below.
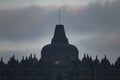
[0,0,120,63]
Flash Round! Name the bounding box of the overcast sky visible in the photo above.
[0,0,120,63]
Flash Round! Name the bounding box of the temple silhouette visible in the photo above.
[0,24,120,80]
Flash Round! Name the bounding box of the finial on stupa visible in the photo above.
[59,9,61,24]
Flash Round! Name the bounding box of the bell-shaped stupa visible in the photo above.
[41,24,79,66]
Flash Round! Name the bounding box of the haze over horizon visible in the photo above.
[0,0,120,63]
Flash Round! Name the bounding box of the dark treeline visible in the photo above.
[0,53,120,80]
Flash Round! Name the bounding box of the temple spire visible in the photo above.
[51,24,68,44]
[59,9,61,24]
